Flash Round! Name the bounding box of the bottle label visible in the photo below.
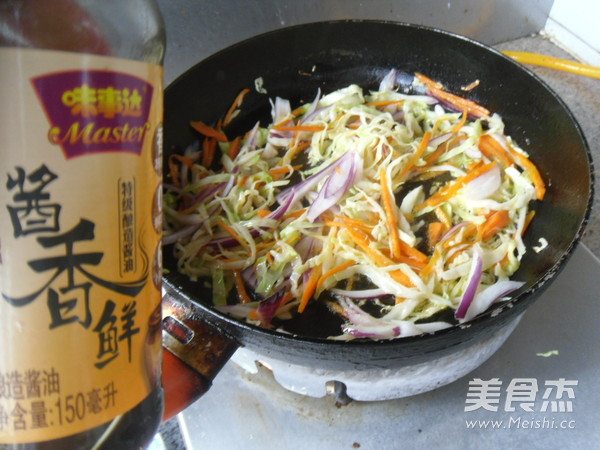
[0,48,163,443]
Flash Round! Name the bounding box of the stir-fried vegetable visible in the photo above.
[163,69,544,340]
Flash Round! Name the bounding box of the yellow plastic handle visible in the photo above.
[502,50,600,79]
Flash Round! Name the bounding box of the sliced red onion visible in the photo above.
[294,236,318,262]
[299,89,322,123]
[257,290,286,326]
[242,265,258,290]
[239,122,260,154]
[455,245,483,319]
[439,221,469,243]
[189,181,227,204]
[338,298,451,339]
[275,154,349,207]
[331,288,388,299]
[379,68,397,92]
[207,190,295,249]
[162,223,202,245]
[462,163,501,200]
[306,152,359,222]
[429,132,452,148]
[460,280,525,322]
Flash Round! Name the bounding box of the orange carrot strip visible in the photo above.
[333,215,375,233]
[365,99,405,108]
[506,143,546,200]
[451,107,469,135]
[217,219,247,247]
[478,134,513,168]
[268,164,302,180]
[395,131,432,182]
[256,209,271,218]
[190,121,229,142]
[202,137,217,167]
[329,223,414,286]
[168,154,195,187]
[415,162,497,211]
[282,208,308,220]
[428,222,446,249]
[272,124,326,133]
[520,210,536,237]
[480,210,511,240]
[233,270,253,303]
[415,73,491,118]
[228,136,242,159]
[316,260,356,291]
[298,265,322,313]
[279,291,295,307]
[422,135,467,167]
[398,241,429,266]
[380,167,402,259]
[223,88,251,126]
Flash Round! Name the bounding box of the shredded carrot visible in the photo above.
[256,209,272,218]
[329,222,414,286]
[422,135,467,167]
[217,219,247,247]
[428,222,446,249]
[415,73,491,118]
[365,99,405,108]
[279,291,295,307]
[233,271,253,303]
[228,136,242,159]
[333,215,374,233]
[478,134,513,168]
[506,143,546,200]
[201,137,217,167]
[395,131,432,182]
[281,140,311,164]
[420,250,441,279]
[316,260,356,291]
[272,124,326,133]
[190,121,229,142]
[415,161,497,212]
[451,107,469,135]
[298,265,322,313]
[223,88,251,126]
[380,167,402,259]
[268,164,301,180]
[520,210,536,237]
[282,208,308,220]
[480,210,511,240]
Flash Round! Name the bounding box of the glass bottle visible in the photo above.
[0,1,165,448]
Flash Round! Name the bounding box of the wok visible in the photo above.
[160,20,593,419]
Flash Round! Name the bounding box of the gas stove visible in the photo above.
[176,246,600,449]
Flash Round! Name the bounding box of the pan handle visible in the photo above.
[161,294,239,421]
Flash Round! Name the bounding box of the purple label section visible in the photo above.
[32,70,154,159]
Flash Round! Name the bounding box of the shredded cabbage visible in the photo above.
[164,70,542,340]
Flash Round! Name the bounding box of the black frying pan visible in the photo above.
[160,20,593,418]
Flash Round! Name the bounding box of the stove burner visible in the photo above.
[231,314,522,402]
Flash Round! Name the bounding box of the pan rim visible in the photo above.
[163,19,594,349]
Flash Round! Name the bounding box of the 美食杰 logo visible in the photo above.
[31,70,154,159]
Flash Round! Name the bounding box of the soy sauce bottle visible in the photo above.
[0,1,165,448]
